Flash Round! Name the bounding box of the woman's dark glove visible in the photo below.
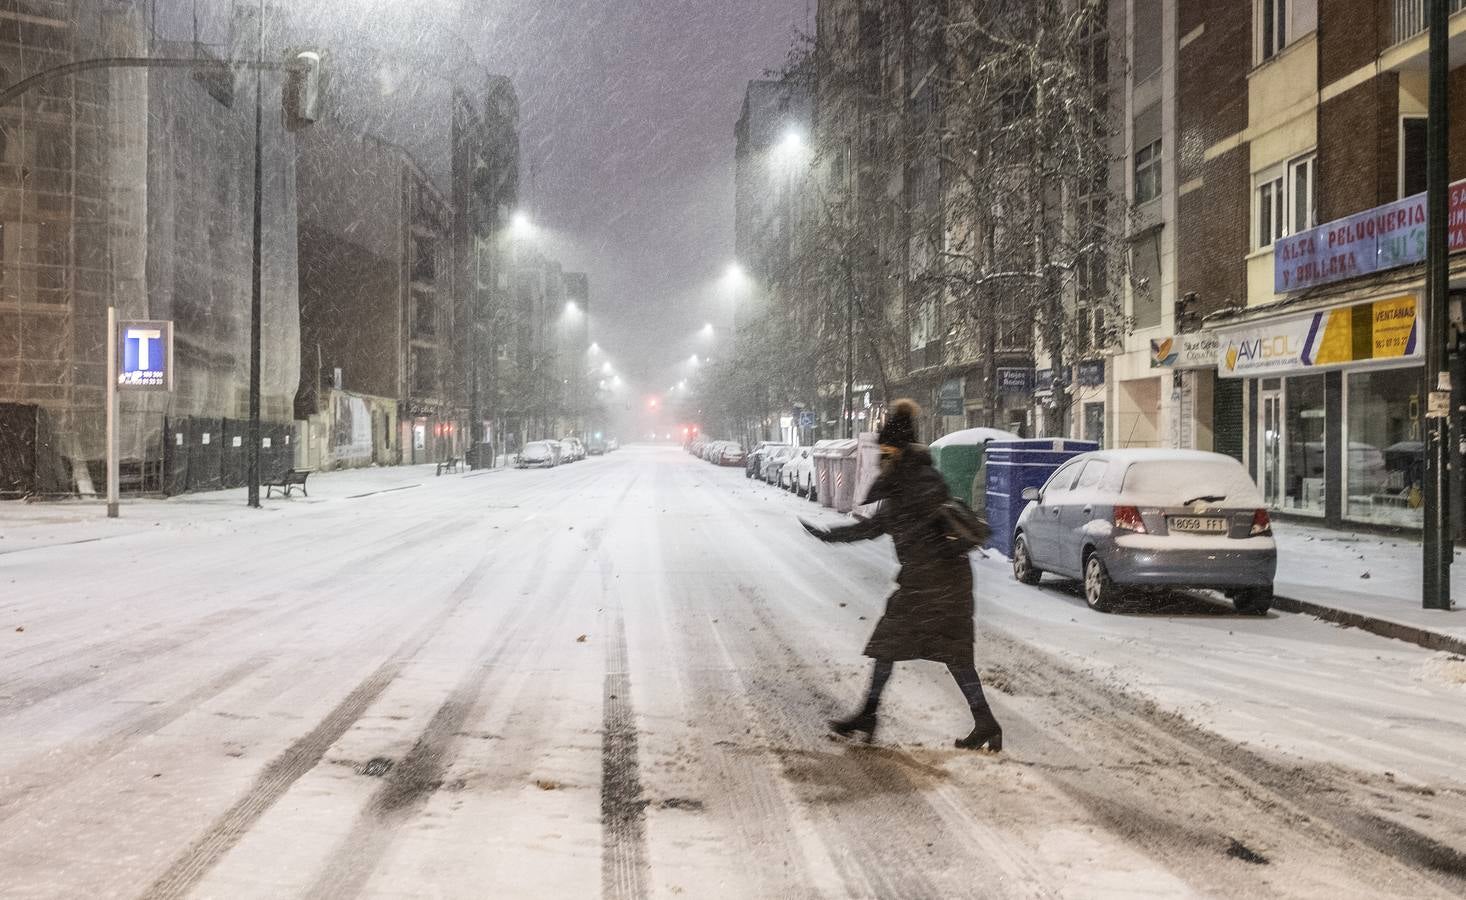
[799,518,832,541]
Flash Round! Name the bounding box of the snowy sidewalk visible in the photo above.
[0,462,506,557]
[1272,520,1466,652]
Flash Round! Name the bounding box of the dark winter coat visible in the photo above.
[820,445,975,667]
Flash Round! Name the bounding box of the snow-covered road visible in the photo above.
[2,447,1464,899]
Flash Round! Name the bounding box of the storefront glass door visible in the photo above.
[1260,383,1282,509]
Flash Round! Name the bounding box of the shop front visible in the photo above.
[1215,293,1424,529]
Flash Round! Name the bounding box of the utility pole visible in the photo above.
[246,0,264,509]
[844,288,854,439]
[1423,0,1453,610]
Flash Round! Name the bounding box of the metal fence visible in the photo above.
[1393,0,1466,45]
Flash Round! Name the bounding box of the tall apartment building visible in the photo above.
[1184,0,1466,534]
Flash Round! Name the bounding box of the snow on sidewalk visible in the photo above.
[0,463,504,556]
[1272,520,1466,647]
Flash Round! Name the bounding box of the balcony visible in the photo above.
[1393,0,1466,46]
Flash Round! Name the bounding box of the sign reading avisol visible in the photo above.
[1275,180,1466,293]
[1217,295,1419,378]
[117,319,174,390]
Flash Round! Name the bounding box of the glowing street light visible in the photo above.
[688,354,700,365]
[725,262,745,283]
[777,129,805,156]
[601,361,614,375]
[700,322,714,338]
[589,342,600,354]
[511,211,534,239]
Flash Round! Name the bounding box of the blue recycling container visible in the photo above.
[983,439,1098,557]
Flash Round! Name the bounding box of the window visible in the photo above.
[1130,232,1162,329]
[1346,368,1423,527]
[1044,459,1084,497]
[1075,460,1109,490]
[1134,140,1161,204]
[1256,173,1284,247]
[1133,104,1161,204]
[1401,117,1427,198]
[1260,0,1287,60]
[1255,152,1315,248]
[1289,154,1316,234]
[1258,0,1317,62]
[413,291,436,337]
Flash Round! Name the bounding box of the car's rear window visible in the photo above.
[1121,459,1264,506]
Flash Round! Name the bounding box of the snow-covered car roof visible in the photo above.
[929,427,1021,448]
[1066,449,1264,507]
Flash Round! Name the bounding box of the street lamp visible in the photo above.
[511,211,534,239]
[602,361,613,375]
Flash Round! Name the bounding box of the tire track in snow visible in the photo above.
[287,470,621,898]
[0,654,268,828]
[601,612,649,900]
[138,553,498,900]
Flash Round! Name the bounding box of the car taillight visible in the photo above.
[1113,505,1147,533]
[1250,508,1272,537]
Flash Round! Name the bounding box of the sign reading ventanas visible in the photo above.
[118,319,174,390]
[1216,295,1418,378]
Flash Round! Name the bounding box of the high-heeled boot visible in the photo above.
[828,710,878,742]
[955,706,1002,752]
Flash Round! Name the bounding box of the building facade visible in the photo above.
[0,2,302,498]
[1195,0,1466,534]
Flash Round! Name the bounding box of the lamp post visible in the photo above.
[1422,0,1453,609]
[246,0,265,509]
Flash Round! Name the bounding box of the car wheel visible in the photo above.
[1232,586,1273,615]
[1012,534,1042,585]
[808,479,818,502]
[1083,551,1120,613]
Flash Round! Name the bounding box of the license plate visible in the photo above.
[1170,516,1228,534]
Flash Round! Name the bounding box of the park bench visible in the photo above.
[436,456,461,476]
[265,468,312,498]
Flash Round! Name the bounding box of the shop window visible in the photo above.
[1346,368,1423,527]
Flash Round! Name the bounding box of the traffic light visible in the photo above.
[284,51,324,131]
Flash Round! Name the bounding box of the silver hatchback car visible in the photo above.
[1011,449,1277,614]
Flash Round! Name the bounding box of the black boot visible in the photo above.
[829,710,878,742]
[956,706,1002,752]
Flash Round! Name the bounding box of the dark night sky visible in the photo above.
[160,0,812,398]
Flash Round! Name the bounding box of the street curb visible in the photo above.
[1272,594,1466,656]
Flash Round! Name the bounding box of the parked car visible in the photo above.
[586,436,607,456]
[1011,449,1277,614]
[783,443,826,498]
[517,440,559,469]
[718,443,746,467]
[746,441,788,478]
[606,438,619,452]
[559,438,585,462]
[761,445,795,484]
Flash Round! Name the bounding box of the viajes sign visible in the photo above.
[1216,295,1419,378]
[1274,180,1466,293]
